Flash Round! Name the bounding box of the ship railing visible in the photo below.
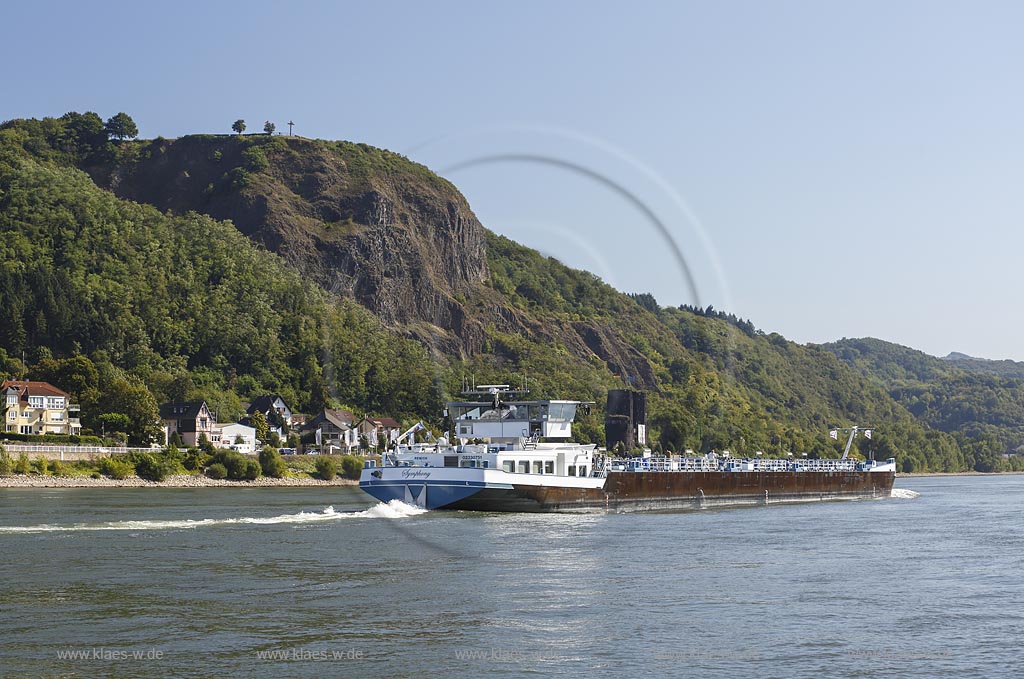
[789,459,859,472]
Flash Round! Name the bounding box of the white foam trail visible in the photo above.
[0,501,427,534]
[891,488,921,499]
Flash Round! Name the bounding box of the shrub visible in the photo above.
[0,447,12,475]
[235,458,261,481]
[208,449,261,480]
[205,463,228,480]
[314,456,337,481]
[183,448,211,472]
[259,446,286,478]
[90,471,102,479]
[34,457,51,475]
[51,460,71,477]
[0,433,103,445]
[15,453,31,475]
[339,455,363,480]
[99,457,133,480]
[134,453,175,482]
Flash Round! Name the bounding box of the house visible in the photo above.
[356,416,402,449]
[211,422,258,455]
[159,401,214,447]
[245,394,293,435]
[1,380,81,436]
[303,409,356,451]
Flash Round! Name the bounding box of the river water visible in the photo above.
[0,476,1020,678]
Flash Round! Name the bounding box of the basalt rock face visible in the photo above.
[88,135,492,356]
[84,134,658,381]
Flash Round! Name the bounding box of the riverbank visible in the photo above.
[0,474,358,488]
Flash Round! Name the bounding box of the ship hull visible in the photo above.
[362,468,895,513]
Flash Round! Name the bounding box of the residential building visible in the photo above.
[211,422,258,455]
[245,394,294,435]
[357,416,402,449]
[1,380,81,436]
[304,409,356,451]
[159,401,214,447]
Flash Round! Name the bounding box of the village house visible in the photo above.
[303,409,356,452]
[245,394,294,435]
[357,416,402,449]
[159,400,215,447]
[1,380,81,436]
[211,422,258,455]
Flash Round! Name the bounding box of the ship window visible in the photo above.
[502,460,514,473]
[544,461,554,474]
[578,466,588,477]
[532,461,543,474]
[518,461,529,474]
[568,465,577,476]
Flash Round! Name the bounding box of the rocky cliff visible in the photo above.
[85,134,658,384]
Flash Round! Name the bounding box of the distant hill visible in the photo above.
[940,351,1024,379]
[1,112,1020,472]
[823,338,1024,469]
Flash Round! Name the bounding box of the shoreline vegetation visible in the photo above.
[0,444,367,488]
[0,473,358,488]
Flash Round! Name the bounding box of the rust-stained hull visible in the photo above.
[443,471,896,513]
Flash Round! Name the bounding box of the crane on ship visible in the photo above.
[829,426,875,459]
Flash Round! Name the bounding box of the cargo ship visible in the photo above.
[358,385,896,512]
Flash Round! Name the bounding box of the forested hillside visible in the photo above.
[824,338,1024,470]
[0,112,1019,471]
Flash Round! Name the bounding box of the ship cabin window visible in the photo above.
[532,461,543,474]
[517,461,530,474]
[568,465,577,476]
[502,460,514,473]
[578,466,588,477]
[460,459,475,468]
[544,461,554,474]
[546,402,578,423]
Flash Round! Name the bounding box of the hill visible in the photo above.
[823,338,1024,469]
[0,112,1016,471]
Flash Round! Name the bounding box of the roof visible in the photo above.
[159,401,209,420]
[305,409,354,430]
[364,416,401,429]
[246,394,291,415]
[1,380,70,399]
[215,422,255,432]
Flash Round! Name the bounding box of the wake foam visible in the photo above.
[0,500,427,534]
[891,488,921,499]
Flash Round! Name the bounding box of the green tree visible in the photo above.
[263,121,275,135]
[97,412,132,438]
[250,410,269,442]
[99,377,162,445]
[232,119,246,135]
[104,112,138,141]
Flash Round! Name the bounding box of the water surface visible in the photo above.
[1,477,1019,678]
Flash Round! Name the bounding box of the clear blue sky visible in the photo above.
[5,0,1023,359]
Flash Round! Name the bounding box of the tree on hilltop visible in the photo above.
[232,119,246,135]
[263,121,275,135]
[104,112,138,141]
